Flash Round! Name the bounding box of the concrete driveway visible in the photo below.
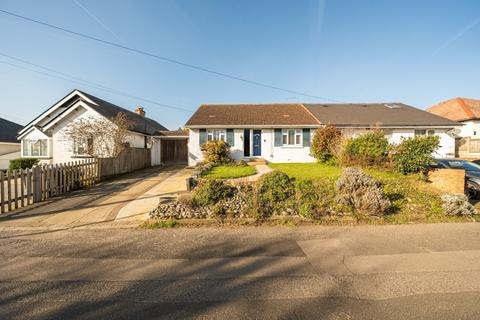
[0,165,191,230]
[0,223,479,319]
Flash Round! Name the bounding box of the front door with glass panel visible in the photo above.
[253,130,261,156]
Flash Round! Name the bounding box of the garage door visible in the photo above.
[161,139,188,164]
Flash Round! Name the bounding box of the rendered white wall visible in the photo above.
[188,128,315,165]
[187,127,456,165]
[458,120,480,138]
[188,129,202,166]
[0,150,20,170]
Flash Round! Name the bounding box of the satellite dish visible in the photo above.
[448,128,461,137]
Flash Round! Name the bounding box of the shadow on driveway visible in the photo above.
[0,165,186,229]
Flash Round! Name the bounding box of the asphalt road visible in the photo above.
[1,223,479,319]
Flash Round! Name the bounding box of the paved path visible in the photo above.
[0,223,479,319]
[229,164,273,183]
[0,165,187,230]
[115,167,192,222]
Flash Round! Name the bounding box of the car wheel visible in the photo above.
[466,181,480,200]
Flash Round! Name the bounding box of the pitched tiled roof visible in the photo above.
[0,118,22,143]
[185,104,320,127]
[185,103,458,127]
[427,98,480,122]
[303,103,459,127]
[79,91,168,135]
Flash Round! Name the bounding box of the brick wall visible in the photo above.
[429,169,465,194]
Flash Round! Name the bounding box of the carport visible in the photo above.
[151,130,189,166]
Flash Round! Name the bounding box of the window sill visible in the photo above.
[22,156,51,159]
[278,145,305,149]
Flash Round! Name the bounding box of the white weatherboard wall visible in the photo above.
[20,127,52,165]
[22,105,150,164]
[51,107,101,164]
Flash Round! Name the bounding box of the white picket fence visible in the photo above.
[0,159,98,213]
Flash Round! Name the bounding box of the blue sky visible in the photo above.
[0,0,479,129]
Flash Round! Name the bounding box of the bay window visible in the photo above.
[23,139,48,157]
[207,129,226,142]
[282,129,302,146]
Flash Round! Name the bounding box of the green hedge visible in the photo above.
[9,158,39,170]
[343,131,390,166]
[392,136,440,174]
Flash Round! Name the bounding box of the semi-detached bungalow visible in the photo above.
[185,102,460,166]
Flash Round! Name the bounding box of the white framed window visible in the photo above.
[73,137,93,156]
[415,129,435,136]
[207,129,226,142]
[282,129,302,146]
[22,139,48,157]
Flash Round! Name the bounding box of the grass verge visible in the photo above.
[142,219,178,229]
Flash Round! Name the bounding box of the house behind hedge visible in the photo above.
[185,103,460,165]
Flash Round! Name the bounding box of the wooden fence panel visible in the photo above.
[0,171,4,213]
[0,158,99,213]
[98,148,151,178]
[1,148,150,214]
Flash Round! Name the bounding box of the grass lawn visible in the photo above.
[269,162,409,181]
[269,162,479,224]
[202,165,257,179]
[268,163,341,180]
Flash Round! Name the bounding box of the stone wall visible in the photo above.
[429,168,465,194]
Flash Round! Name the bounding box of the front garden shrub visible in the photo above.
[191,179,233,207]
[343,131,390,167]
[441,194,477,216]
[9,158,39,170]
[311,126,342,164]
[295,179,335,218]
[335,167,391,215]
[392,136,440,174]
[255,170,295,217]
[201,140,231,164]
[177,194,195,209]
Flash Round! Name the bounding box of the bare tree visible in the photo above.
[63,112,135,158]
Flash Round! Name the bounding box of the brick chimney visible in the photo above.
[134,107,145,117]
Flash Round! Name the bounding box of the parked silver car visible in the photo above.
[431,159,480,199]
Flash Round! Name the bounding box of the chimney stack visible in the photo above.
[134,107,145,117]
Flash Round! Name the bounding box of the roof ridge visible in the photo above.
[456,97,475,119]
[200,103,304,107]
[299,103,322,124]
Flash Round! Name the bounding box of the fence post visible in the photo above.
[97,158,102,181]
[32,165,42,203]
